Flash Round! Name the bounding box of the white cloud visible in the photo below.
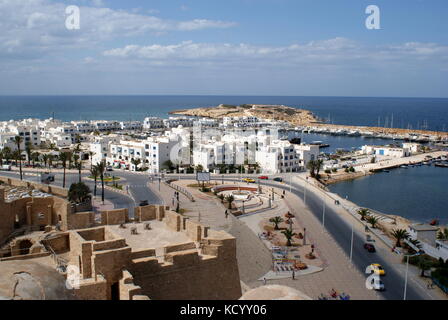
[0,0,236,59]
[101,38,448,71]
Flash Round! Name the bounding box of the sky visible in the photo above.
[0,0,447,97]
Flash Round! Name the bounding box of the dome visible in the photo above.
[240,285,312,300]
[0,260,77,300]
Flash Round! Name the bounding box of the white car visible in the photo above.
[370,278,385,291]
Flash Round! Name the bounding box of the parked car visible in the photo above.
[273,177,283,182]
[242,178,256,183]
[364,243,376,253]
[369,263,386,276]
[106,166,114,171]
[139,200,149,206]
[1,164,11,171]
[258,176,269,180]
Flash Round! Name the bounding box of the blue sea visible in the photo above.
[328,165,448,226]
[0,95,447,132]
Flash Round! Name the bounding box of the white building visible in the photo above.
[163,117,194,128]
[407,224,448,261]
[143,117,164,130]
[402,142,422,154]
[361,145,410,158]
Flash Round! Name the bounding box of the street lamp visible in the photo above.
[350,223,354,263]
[322,199,326,231]
[403,252,421,300]
[303,179,307,205]
[289,174,292,193]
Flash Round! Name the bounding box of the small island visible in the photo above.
[169,104,320,126]
[170,104,448,139]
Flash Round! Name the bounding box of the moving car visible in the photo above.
[40,172,55,183]
[364,243,376,253]
[242,178,256,183]
[258,176,269,180]
[370,277,385,291]
[273,177,283,182]
[369,263,386,276]
[106,166,114,171]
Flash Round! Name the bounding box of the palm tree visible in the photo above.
[14,136,23,180]
[3,146,11,164]
[306,160,316,177]
[225,194,235,209]
[90,166,99,196]
[437,228,448,240]
[72,153,82,183]
[416,256,432,277]
[315,159,324,177]
[281,229,297,246]
[25,142,32,165]
[131,158,141,171]
[366,216,379,228]
[95,161,106,203]
[269,216,284,230]
[42,154,49,169]
[59,151,70,188]
[357,208,370,221]
[219,194,225,203]
[31,152,40,167]
[391,229,409,247]
[67,151,73,169]
[88,151,95,170]
[48,154,55,168]
[162,160,174,171]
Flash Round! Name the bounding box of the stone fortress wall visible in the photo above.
[0,176,242,300]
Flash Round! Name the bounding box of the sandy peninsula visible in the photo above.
[169,104,319,126]
[170,104,448,138]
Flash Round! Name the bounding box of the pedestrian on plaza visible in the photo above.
[263,277,267,285]
[292,270,295,280]
[225,210,229,219]
[311,244,315,253]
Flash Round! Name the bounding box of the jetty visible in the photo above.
[358,151,448,173]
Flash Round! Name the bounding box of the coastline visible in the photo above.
[170,104,448,139]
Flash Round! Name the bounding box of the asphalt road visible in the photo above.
[0,170,136,215]
[208,175,425,300]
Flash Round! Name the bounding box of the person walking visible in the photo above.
[292,269,295,280]
[263,277,267,285]
[225,209,229,219]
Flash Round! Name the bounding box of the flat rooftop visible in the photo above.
[108,221,191,251]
